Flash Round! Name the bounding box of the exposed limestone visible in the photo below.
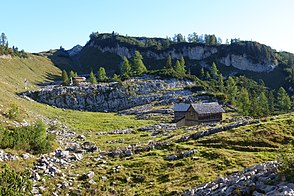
[23,77,196,112]
[184,161,294,196]
[220,54,278,72]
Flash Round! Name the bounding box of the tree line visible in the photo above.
[200,63,294,117]
[62,50,148,85]
[0,32,28,58]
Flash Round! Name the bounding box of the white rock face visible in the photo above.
[220,54,278,72]
[87,40,278,73]
[89,42,218,61]
[25,77,197,112]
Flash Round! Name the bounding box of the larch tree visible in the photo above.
[268,90,275,114]
[218,74,225,92]
[98,67,107,82]
[237,87,251,116]
[121,57,131,78]
[258,92,269,116]
[200,67,205,79]
[69,70,75,79]
[226,76,238,105]
[165,54,172,69]
[89,70,97,84]
[62,70,69,85]
[211,62,219,78]
[131,51,147,76]
[277,87,291,112]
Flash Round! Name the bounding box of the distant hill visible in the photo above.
[38,33,294,90]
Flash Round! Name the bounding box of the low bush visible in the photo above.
[0,165,32,195]
[278,145,294,180]
[0,120,55,154]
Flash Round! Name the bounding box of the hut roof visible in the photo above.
[190,102,225,114]
[174,103,190,112]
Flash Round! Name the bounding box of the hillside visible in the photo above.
[0,55,61,124]
[0,52,294,195]
[39,33,293,90]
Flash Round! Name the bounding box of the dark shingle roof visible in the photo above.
[191,102,225,114]
[174,103,190,112]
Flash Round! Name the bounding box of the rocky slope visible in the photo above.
[23,77,200,112]
[184,161,294,196]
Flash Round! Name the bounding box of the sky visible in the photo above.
[1,0,294,53]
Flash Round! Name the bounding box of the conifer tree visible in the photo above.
[211,62,219,78]
[277,87,291,112]
[174,60,185,74]
[89,70,97,84]
[205,71,211,80]
[268,90,275,114]
[180,56,185,68]
[131,51,147,76]
[69,70,75,79]
[200,67,205,79]
[62,70,69,85]
[258,92,269,116]
[98,67,107,81]
[165,54,172,69]
[111,74,121,82]
[121,57,131,78]
[226,76,238,105]
[237,87,250,116]
[218,74,224,92]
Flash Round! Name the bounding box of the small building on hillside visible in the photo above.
[174,103,190,122]
[174,102,225,127]
[72,76,86,84]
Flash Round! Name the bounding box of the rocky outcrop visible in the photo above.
[24,77,196,112]
[92,44,218,61]
[220,54,278,72]
[184,161,294,196]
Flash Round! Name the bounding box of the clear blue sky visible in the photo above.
[1,0,294,53]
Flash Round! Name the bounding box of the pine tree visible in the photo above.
[277,87,291,112]
[226,76,238,105]
[218,74,224,92]
[259,92,269,116]
[111,74,121,82]
[98,67,107,81]
[165,54,172,69]
[62,70,69,85]
[205,71,211,80]
[251,94,262,117]
[211,62,219,78]
[237,87,250,116]
[268,90,275,114]
[131,51,147,76]
[200,67,205,79]
[180,56,185,67]
[69,70,75,79]
[89,70,97,84]
[121,57,131,78]
[174,60,185,74]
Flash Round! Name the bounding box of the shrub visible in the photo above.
[6,103,20,120]
[278,145,294,180]
[0,121,55,154]
[0,165,32,195]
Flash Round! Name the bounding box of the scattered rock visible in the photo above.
[183,161,294,196]
[77,134,86,140]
